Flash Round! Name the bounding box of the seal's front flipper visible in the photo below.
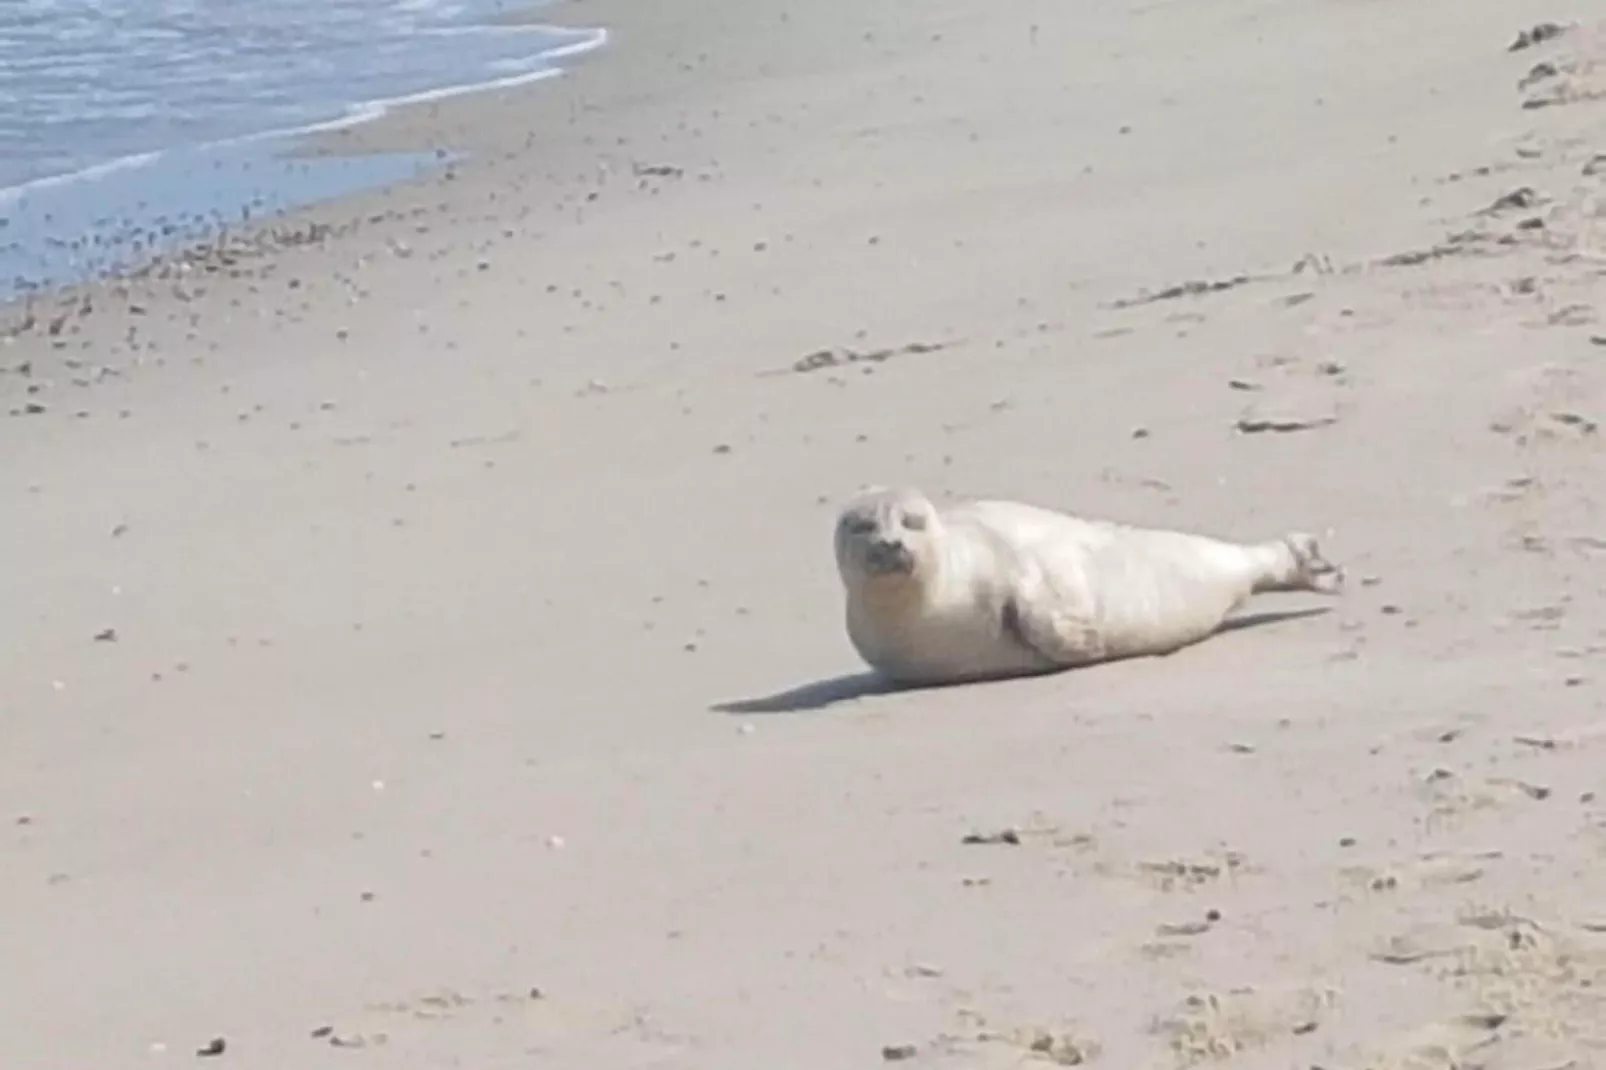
[1001,598,1107,669]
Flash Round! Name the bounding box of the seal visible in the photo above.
[834,486,1342,685]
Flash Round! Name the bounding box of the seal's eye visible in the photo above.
[901,512,928,531]
[845,516,877,536]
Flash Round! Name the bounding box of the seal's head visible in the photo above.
[834,486,943,594]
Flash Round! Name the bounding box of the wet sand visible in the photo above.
[4,0,1606,1067]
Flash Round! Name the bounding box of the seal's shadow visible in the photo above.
[1215,605,1331,636]
[710,672,909,715]
[710,606,1331,715]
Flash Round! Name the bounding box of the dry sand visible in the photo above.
[4,0,1606,1066]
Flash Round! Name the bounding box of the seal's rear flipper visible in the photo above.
[1282,532,1343,594]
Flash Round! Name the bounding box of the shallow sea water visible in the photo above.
[0,0,603,298]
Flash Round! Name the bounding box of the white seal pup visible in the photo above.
[834,486,1342,686]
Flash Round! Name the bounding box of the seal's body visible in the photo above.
[834,488,1342,685]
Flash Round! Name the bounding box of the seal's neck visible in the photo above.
[851,571,932,616]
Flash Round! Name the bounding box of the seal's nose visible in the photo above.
[867,537,907,570]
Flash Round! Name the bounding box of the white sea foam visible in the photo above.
[0,151,164,207]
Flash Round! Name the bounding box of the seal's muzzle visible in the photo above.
[865,537,914,575]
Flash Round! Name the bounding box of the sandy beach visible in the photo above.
[4,0,1606,1066]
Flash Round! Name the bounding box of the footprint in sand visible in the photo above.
[1150,984,1336,1067]
[1367,908,1606,1063]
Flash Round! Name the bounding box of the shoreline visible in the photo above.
[4,1,1605,1066]
[0,10,606,304]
